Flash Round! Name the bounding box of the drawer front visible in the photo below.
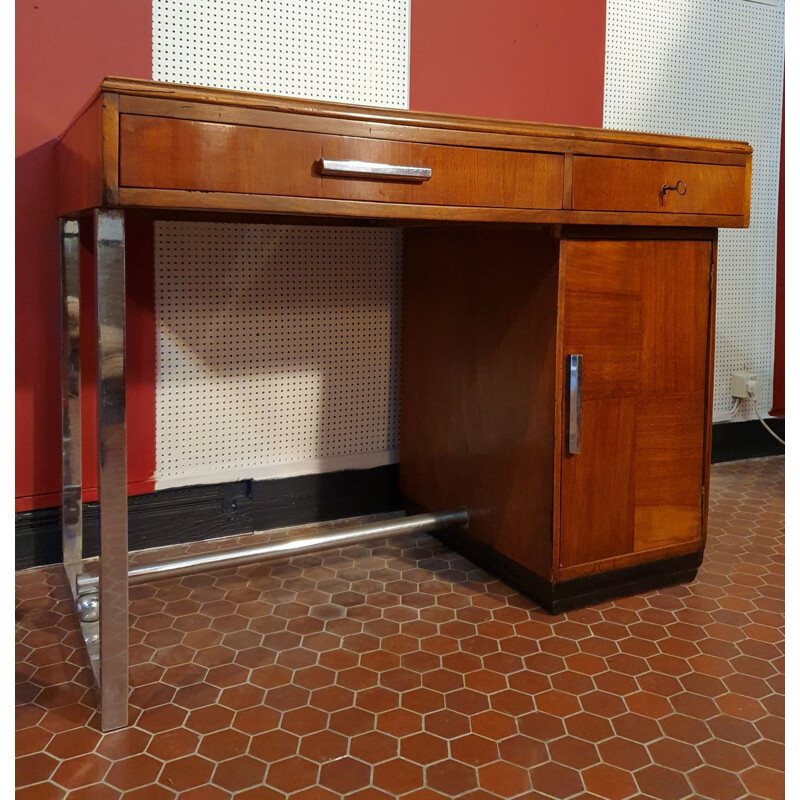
[119,115,564,210]
[572,156,746,216]
[318,136,563,209]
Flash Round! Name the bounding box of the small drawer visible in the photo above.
[119,114,564,211]
[571,156,746,216]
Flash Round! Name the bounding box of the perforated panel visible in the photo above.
[603,0,784,422]
[153,0,409,108]
[154,223,401,488]
[151,1,409,488]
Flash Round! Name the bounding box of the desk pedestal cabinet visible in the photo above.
[57,78,750,729]
[402,229,714,611]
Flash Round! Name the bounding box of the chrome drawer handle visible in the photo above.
[567,354,582,455]
[318,157,432,182]
[659,179,687,205]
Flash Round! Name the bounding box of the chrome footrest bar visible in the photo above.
[60,211,469,733]
[75,509,469,595]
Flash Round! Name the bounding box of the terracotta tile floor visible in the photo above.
[16,456,784,799]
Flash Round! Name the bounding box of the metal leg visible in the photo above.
[61,216,104,708]
[95,209,129,731]
[60,219,83,567]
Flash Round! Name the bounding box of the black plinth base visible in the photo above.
[433,526,703,615]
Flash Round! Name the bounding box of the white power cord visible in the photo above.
[746,379,786,446]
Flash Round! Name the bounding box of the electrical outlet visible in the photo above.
[731,371,756,398]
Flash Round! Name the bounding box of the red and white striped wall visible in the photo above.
[15,0,782,512]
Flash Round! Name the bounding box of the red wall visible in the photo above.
[15,1,153,511]
[14,1,785,522]
[410,0,606,127]
[16,1,607,512]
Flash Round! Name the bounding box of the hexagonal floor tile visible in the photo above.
[15,457,784,800]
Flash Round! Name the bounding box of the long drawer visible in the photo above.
[119,114,565,210]
[571,156,747,216]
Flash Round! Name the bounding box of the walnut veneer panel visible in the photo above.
[103,76,752,155]
[57,93,121,216]
[56,97,104,215]
[119,115,322,199]
[119,115,564,210]
[57,79,753,226]
[559,239,712,574]
[633,244,712,552]
[560,396,638,567]
[400,228,560,580]
[572,156,747,216]
[320,136,562,209]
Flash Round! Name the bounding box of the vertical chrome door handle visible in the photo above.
[568,355,582,454]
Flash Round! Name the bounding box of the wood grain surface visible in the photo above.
[572,156,747,216]
[57,79,753,227]
[115,187,749,228]
[101,94,121,206]
[400,228,560,580]
[101,76,752,155]
[319,136,563,209]
[119,115,323,198]
[559,238,712,573]
[119,114,563,210]
[117,94,751,166]
[57,96,104,216]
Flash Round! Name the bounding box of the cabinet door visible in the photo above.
[559,238,713,571]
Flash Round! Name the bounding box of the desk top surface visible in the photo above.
[94,77,751,155]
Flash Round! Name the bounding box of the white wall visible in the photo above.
[603,0,784,423]
[151,0,409,489]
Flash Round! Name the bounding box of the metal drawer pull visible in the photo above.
[568,354,582,455]
[660,179,687,205]
[318,157,432,182]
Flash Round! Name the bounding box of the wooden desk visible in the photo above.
[57,77,751,730]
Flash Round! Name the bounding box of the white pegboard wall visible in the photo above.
[151,0,410,487]
[603,0,784,422]
[154,223,402,488]
[153,0,410,108]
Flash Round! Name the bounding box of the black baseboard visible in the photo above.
[15,465,402,571]
[17,420,784,572]
[711,419,785,463]
[548,557,702,614]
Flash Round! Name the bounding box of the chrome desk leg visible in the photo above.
[95,209,129,731]
[60,219,83,568]
[61,217,103,708]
